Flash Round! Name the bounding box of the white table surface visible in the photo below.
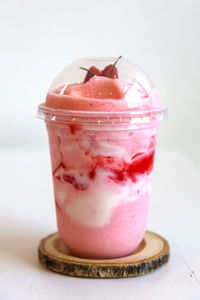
[0,147,200,300]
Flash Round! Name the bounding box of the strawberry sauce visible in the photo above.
[53,145,155,190]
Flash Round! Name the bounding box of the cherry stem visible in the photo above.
[80,67,96,76]
[109,55,122,78]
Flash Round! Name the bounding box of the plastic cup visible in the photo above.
[38,57,167,259]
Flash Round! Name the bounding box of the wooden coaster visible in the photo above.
[38,231,169,278]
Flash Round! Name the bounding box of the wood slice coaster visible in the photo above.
[38,231,169,278]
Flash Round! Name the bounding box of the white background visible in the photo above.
[0,0,200,166]
[0,1,200,299]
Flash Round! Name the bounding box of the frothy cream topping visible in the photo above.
[46,76,160,112]
[62,76,148,101]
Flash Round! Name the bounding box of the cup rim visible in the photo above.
[37,103,167,127]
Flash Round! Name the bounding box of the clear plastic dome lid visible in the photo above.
[38,56,167,126]
[50,56,154,93]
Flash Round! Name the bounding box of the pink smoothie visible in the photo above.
[39,59,165,259]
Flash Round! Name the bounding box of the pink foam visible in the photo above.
[45,76,160,112]
[64,77,126,100]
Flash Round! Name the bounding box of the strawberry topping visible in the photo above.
[83,66,101,83]
[82,56,121,83]
[83,64,119,83]
[101,64,118,79]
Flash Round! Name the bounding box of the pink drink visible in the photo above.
[38,57,166,259]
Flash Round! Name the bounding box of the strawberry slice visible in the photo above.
[101,64,118,79]
[82,56,121,82]
[84,66,101,83]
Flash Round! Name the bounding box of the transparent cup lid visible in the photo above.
[51,56,154,91]
[38,56,167,126]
